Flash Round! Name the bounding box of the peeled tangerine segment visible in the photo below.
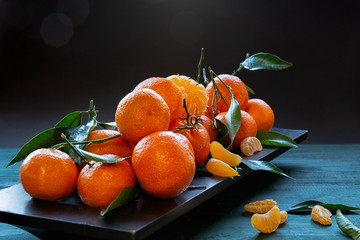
[311,205,332,225]
[280,210,288,224]
[251,206,281,234]
[210,141,242,167]
[240,137,262,156]
[206,158,239,178]
[244,199,278,214]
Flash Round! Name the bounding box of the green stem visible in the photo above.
[61,133,92,167]
[197,48,205,83]
[232,64,243,76]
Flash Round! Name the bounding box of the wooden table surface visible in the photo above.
[1,144,360,240]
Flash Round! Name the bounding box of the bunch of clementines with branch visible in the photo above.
[7,49,297,218]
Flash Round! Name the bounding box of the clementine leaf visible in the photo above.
[288,201,360,213]
[336,209,360,239]
[215,119,228,144]
[54,111,84,128]
[100,187,138,216]
[225,98,241,149]
[257,130,298,148]
[98,121,117,130]
[76,148,130,164]
[241,52,293,71]
[241,159,293,179]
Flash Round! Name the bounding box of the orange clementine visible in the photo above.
[169,119,210,167]
[200,115,218,143]
[245,98,275,131]
[77,154,136,208]
[115,88,170,144]
[167,75,208,117]
[206,74,249,115]
[132,131,195,199]
[240,136,263,156]
[215,110,257,149]
[19,148,78,201]
[134,77,183,123]
[311,205,332,225]
[87,129,133,159]
[251,206,281,233]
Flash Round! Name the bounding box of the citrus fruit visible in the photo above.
[167,74,208,117]
[244,199,278,214]
[87,129,133,159]
[131,131,195,199]
[200,115,218,143]
[206,158,240,178]
[311,205,332,225]
[245,98,275,131]
[240,136,263,156]
[169,119,210,167]
[115,88,170,144]
[280,210,288,224]
[19,148,78,201]
[134,77,183,123]
[205,74,249,115]
[77,154,136,208]
[215,110,257,149]
[251,206,281,233]
[210,141,241,167]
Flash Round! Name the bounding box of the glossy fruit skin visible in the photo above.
[87,129,133,159]
[167,74,208,118]
[134,77,183,123]
[215,111,257,149]
[240,137,263,156]
[311,205,332,225]
[251,206,281,233]
[132,131,195,199]
[206,158,239,178]
[245,98,275,131]
[206,74,249,114]
[210,141,241,167]
[19,148,78,201]
[115,88,170,144]
[200,115,218,143]
[168,119,210,167]
[244,199,278,214]
[77,155,135,208]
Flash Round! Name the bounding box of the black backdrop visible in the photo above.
[1,0,359,147]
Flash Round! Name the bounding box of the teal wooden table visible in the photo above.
[1,145,360,239]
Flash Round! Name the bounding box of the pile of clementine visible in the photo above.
[18,71,276,210]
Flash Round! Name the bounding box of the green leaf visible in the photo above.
[245,84,255,95]
[215,119,228,144]
[225,98,241,149]
[76,148,130,164]
[257,130,298,148]
[241,159,293,179]
[98,121,117,130]
[6,127,77,167]
[100,187,138,216]
[288,200,360,213]
[241,52,293,71]
[336,209,360,240]
[54,111,84,128]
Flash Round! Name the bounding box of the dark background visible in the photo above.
[1,0,359,148]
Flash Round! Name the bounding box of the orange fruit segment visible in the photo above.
[311,205,332,225]
[206,158,240,178]
[244,199,278,214]
[167,75,208,118]
[280,210,288,224]
[251,206,281,233]
[240,137,263,156]
[210,141,241,167]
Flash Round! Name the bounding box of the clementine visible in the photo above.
[245,98,275,131]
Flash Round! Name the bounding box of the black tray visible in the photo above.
[0,128,308,240]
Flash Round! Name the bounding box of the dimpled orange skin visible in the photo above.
[132,131,195,199]
[115,88,170,144]
[87,129,133,158]
[19,148,78,201]
[200,115,218,143]
[134,77,183,123]
[245,98,275,131]
[168,119,210,167]
[206,74,249,114]
[77,155,136,208]
[215,111,257,149]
